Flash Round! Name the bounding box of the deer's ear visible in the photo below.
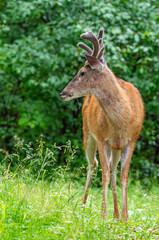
[85,54,103,71]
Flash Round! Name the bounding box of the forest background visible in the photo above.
[0,0,158,185]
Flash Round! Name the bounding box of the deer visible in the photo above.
[60,29,144,221]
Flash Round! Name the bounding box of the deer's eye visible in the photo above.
[80,72,85,76]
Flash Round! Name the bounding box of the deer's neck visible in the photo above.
[92,69,131,127]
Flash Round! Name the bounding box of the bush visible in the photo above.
[0,0,158,178]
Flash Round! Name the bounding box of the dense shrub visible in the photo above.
[0,0,158,179]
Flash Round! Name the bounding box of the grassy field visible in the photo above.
[0,169,158,240]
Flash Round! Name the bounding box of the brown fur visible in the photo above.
[61,53,144,221]
[82,74,144,150]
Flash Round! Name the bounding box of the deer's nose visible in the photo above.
[60,92,63,97]
[60,91,73,100]
[60,91,65,99]
[60,91,69,99]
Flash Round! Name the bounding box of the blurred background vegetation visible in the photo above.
[0,0,158,184]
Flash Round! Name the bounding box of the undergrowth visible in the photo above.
[0,171,158,239]
[0,136,158,239]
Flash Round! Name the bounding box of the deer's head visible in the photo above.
[60,29,107,101]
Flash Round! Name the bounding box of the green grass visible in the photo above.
[0,171,158,240]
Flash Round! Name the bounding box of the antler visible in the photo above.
[78,28,106,64]
[80,31,99,58]
[97,29,106,63]
[78,42,92,55]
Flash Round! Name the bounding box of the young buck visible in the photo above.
[60,29,144,221]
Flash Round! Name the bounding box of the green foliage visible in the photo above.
[0,0,158,176]
[0,136,157,189]
[0,135,78,182]
[0,169,158,239]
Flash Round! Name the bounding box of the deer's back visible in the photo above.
[82,78,144,149]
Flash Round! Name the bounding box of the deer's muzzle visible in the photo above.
[60,91,73,101]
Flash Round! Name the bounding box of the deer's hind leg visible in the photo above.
[82,134,98,206]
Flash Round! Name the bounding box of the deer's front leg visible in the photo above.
[98,143,110,217]
[110,149,121,219]
[120,143,135,221]
[102,169,110,217]
[82,135,97,206]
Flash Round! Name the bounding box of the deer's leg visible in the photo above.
[98,143,110,217]
[110,149,121,219]
[82,135,97,206]
[120,143,135,221]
